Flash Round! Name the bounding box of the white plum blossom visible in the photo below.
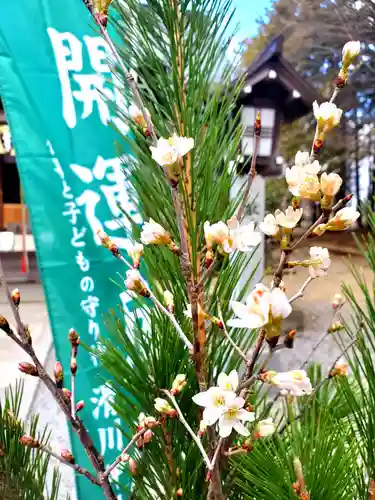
[218,394,255,438]
[150,136,194,167]
[320,172,342,197]
[308,246,331,278]
[192,370,254,437]
[140,219,171,245]
[342,41,361,69]
[192,386,229,426]
[254,418,276,438]
[259,213,279,237]
[129,104,151,133]
[274,207,303,229]
[285,150,321,200]
[204,221,229,249]
[228,284,292,330]
[224,216,261,252]
[217,369,239,392]
[314,207,360,235]
[266,370,313,396]
[313,101,343,133]
[325,207,360,231]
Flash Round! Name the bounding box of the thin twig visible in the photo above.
[0,257,116,499]
[237,130,261,222]
[97,23,157,146]
[162,390,212,469]
[218,303,247,363]
[210,438,223,472]
[71,364,76,421]
[300,309,337,369]
[239,348,273,392]
[119,255,193,352]
[39,444,100,485]
[102,427,147,480]
[288,277,314,304]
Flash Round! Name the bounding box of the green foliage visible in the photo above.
[231,366,363,499]
[0,381,62,500]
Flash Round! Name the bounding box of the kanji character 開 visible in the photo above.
[47,28,129,134]
[70,156,142,249]
[91,385,117,420]
[80,295,100,318]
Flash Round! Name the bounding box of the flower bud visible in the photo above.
[127,242,144,269]
[121,452,130,462]
[18,362,38,377]
[70,357,77,375]
[163,290,174,313]
[0,315,11,334]
[138,412,158,429]
[143,429,153,444]
[97,229,120,258]
[329,360,348,378]
[129,457,137,476]
[154,398,177,417]
[313,101,342,134]
[313,138,324,155]
[54,362,64,388]
[140,219,172,246]
[332,293,344,310]
[136,437,144,449]
[254,110,261,137]
[284,329,297,349]
[68,328,80,346]
[19,435,39,448]
[76,400,85,412]
[253,418,275,439]
[62,388,72,400]
[125,269,150,297]
[176,488,183,497]
[11,288,20,307]
[205,249,214,268]
[171,374,187,395]
[342,41,361,70]
[198,420,207,438]
[0,445,4,457]
[61,449,75,464]
[328,322,344,333]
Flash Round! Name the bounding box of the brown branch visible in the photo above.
[161,417,175,477]
[237,118,261,222]
[101,427,147,480]
[39,444,100,486]
[0,258,116,500]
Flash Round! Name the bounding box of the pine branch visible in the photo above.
[0,257,116,500]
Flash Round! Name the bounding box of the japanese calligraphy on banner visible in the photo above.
[0,2,138,498]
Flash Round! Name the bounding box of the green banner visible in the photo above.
[0,2,138,498]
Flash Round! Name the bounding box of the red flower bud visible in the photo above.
[54,362,64,388]
[70,358,77,375]
[19,435,39,448]
[62,388,71,400]
[76,401,85,412]
[61,449,75,464]
[18,362,38,377]
[176,488,183,497]
[129,457,137,476]
[68,328,80,346]
[143,429,153,444]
